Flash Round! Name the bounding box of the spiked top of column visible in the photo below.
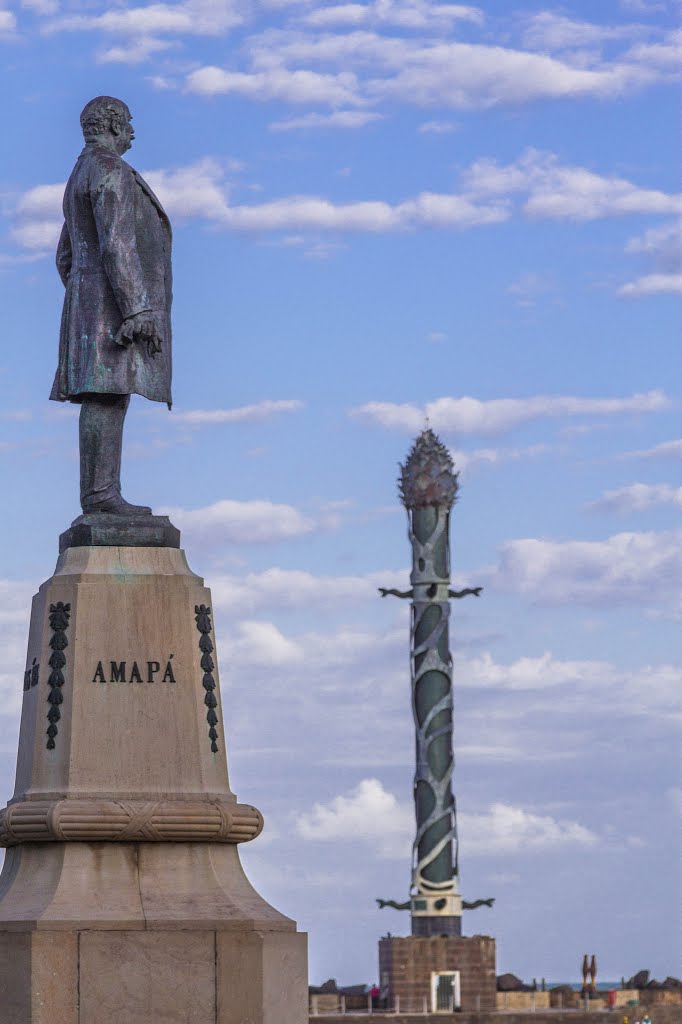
[398,428,459,510]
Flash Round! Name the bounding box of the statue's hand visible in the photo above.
[115,311,163,357]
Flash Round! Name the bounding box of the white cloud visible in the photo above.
[11,219,63,252]
[208,567,407,614]
[624,28,682,71]
[365,40,650,108]
[618,273,682,297]
[160,498,317,543]
[460,802,598,854]
[521,12,649,52]
[350,389,668,436]
[296,779,598,857]
[215,191,507,232]
[621,438,682,461]
[0,9,17,31]
[98,34,172,62]
[588,483,682,513]
[296,778,413,858]
[186,65,363,105]
[12,149,679,254]
[494,528,682,607]
[21,0,58,15]
[143,158,232,220]
[620,0,665,11]
[228,620,304,666]
[419,120,458,134]
[449,443,553,472]
[300,1,484,31]
[171,399,304,424]
[463,148,682,220]
[506,270,554,305]
[458,651,607,691]
[625,219,682,264]
[46,0,244,38]
[269,109,383,130]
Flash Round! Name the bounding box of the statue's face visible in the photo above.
[112,107,134,155]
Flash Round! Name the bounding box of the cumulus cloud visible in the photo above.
[463,148,682,220]
[172,399,304,424]
[11,148,680,253]
[625,219,682,264]
[296,778,414,858]
[209,566,408,614]
[449,443,554,472]
[296,779,597,856]
[0,9,17,32]
[521,12,650,52]
[620,438,682,461]
[618,273,682,297]
[493,528,682,607]
[45,0,244,38]
[98,35,173,62]
[460,802,598,854]
[159,498,317,543]
[269,109,383,130]
[21,0,58,15]
[506,270,555,305]
[588,483,682,513]
[350,389,668,436]
[299,0,484,31]
[186,65,363,105]
[144,158,233,220]
[620,219,682,296]
[419,120,458,134]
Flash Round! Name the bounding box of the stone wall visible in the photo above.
[310,1006,682,1024]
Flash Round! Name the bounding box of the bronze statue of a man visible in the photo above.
[51,96,172,515]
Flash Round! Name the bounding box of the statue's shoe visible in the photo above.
[82,497,152,515]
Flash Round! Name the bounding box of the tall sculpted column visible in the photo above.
[378,430,485,934]
[399,429,461,936]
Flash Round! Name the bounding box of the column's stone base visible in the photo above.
[0,928,307,1024]
[0,841,308,1023]
[379,934,496,1013]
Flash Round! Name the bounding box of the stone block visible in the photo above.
[79,931,216,1024]
[218,929,309,1024]
[0,932,78,1024]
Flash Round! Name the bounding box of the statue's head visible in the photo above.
[80,96,134,155]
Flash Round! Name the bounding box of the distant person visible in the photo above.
[370,984,380,1009]
[642,1015,651,1024]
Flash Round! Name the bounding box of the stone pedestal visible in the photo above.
[0,539,307,1023]
[379,934,496,1013]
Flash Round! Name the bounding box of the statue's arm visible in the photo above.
[449,587,482,599]
[56,222,72,287]
[90,154,150,324]
[378,588,413,599]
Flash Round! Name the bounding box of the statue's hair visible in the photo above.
[80,96,129,140]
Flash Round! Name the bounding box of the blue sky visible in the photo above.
[1,0,680,988]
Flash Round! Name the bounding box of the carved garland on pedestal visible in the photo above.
[46,601,71,750]
[195,604,219,753]
[0,797,263,846]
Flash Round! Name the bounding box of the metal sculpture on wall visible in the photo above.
[378,428,493,936]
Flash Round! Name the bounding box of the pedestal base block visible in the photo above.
[0,927,307,1024]
[0,542,308,1021]
[379,934,497,1013]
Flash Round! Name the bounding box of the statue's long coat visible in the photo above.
[50,143,172,407]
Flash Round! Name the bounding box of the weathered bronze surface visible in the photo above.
[51,96,173,515]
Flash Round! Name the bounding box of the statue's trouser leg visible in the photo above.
[79,393,131,511]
